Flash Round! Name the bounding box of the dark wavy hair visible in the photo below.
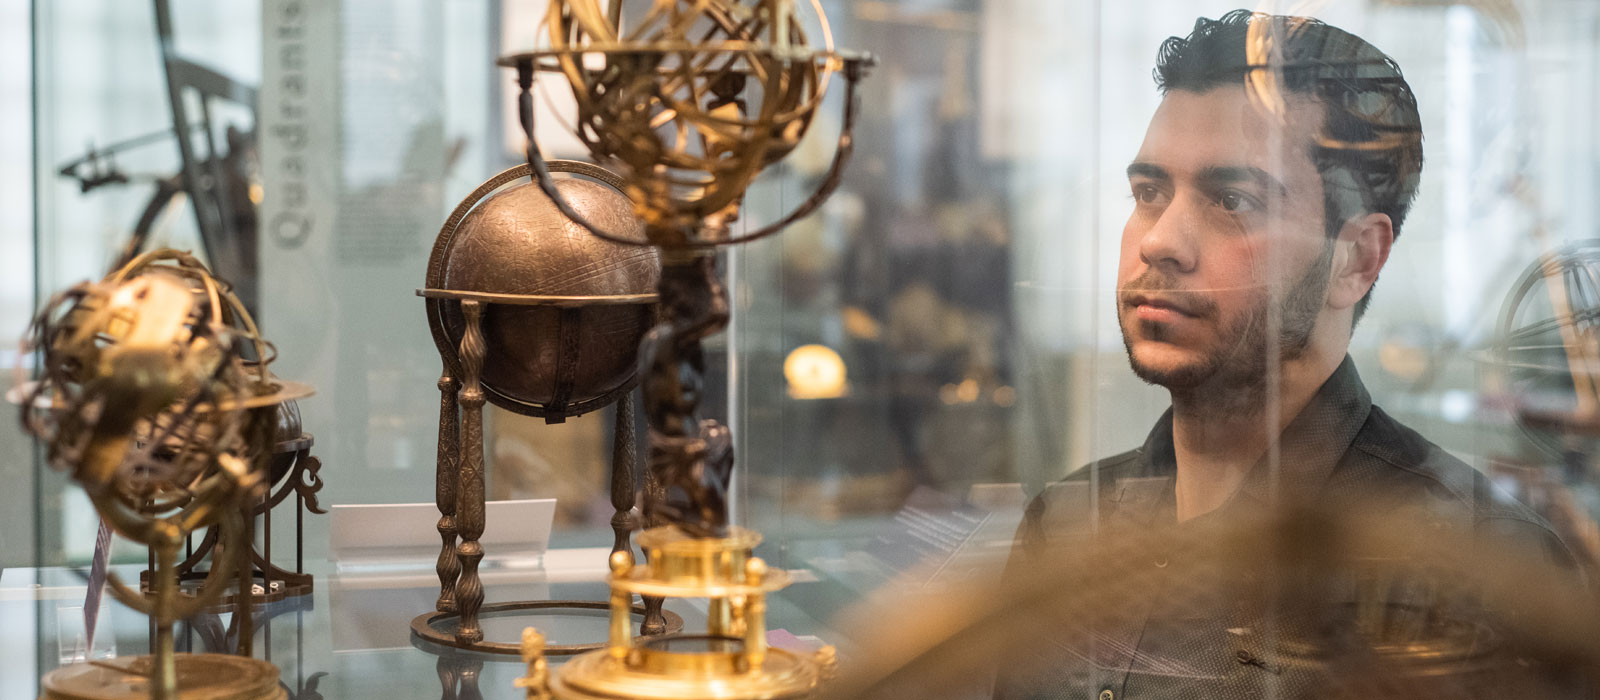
[1155,9,1424,323]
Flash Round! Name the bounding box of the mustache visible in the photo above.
[1118,271,1220,319]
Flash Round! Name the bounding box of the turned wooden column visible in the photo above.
[609,391,637,558]
[454,300,488,643]
[611,390,668,636]
[435,366,461,612]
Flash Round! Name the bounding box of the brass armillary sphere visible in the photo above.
[501,0,869,248]
[17,249,311,700]
[504,1,872,699]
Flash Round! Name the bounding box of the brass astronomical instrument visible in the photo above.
[522,530,836,700]
[414,159,684,654]
[1494,241,1600,449]
[16,249,312,700]
[499,0,871,248]
[502,1,873,698]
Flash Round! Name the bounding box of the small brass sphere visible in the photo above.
[745,557,768,584]
[609,549,635,574]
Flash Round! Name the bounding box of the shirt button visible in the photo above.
[1099,691,1114,700]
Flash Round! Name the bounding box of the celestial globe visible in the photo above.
[428,171,660,420]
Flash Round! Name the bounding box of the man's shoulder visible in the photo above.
[1057,447,1149,482]
[1346,404,1539,522]
[1344,404,1578,570]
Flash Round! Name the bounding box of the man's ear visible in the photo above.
[1327,212,1393,311]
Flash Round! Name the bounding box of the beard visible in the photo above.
[1119,242,1333,399]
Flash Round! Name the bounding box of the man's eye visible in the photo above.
[1216,191,1260,212]
[1132,185,1166,205]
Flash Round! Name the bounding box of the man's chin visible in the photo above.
[1126,346,1215,390]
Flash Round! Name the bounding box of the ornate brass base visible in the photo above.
[39,654,285,700]
[411,600,684,656]
[519,527,836,699]
[551,638,823,700]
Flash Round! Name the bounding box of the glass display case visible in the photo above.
[6,0,1600,698]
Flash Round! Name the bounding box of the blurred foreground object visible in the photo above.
[817,504,1600,700]
[415,159,679,653]
[507,0,872,697]
[16,249,311,700]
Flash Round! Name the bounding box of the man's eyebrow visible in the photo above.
[1196,166,1289,196]
[1126,162,1169,181]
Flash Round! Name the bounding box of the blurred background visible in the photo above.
[3,0,1599,697]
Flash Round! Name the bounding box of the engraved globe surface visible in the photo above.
[437,177,659,416]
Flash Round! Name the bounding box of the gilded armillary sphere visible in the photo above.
[16,248,309,700]
[503,0,872,247]
[20,249,309,508]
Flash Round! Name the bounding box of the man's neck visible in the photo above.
[1168,347,1345,521]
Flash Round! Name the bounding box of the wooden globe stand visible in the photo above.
[411,291,683,653]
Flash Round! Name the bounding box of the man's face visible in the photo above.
[1117,86,1334,393]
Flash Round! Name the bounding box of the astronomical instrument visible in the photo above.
[1494,241,1600,458]
[416,160,682,653]
[17,249,312,700]
[504,1,873,698]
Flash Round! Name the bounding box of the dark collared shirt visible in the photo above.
[995,357,1579,700]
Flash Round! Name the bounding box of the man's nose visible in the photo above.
[1138,197,1199,273]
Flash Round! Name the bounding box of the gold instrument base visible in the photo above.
[549,645,821,700]
[39,654,285,700]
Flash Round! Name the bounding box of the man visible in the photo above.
[995,10,1580,699]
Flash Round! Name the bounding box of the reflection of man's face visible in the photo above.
[1117,85,1335,394]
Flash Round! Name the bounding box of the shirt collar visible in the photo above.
[1234,355,1372,508]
